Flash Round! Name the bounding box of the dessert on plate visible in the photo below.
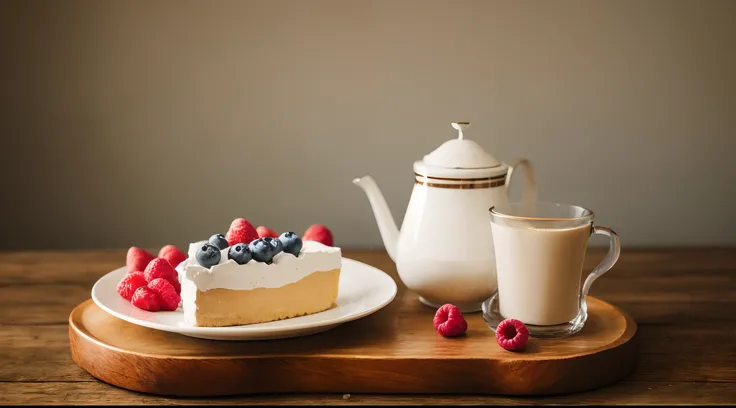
[179,219,341,327]
[116,219,340,328]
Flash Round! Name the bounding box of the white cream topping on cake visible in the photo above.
[176,240,341,292]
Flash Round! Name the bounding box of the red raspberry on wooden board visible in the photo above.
[496,318,529,351]
[433,304,468,337]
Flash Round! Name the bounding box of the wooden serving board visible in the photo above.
[69,289,638,397]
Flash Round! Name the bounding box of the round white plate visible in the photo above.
[91,257,397,341]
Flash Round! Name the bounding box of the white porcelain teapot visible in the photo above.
[353,122,536,312]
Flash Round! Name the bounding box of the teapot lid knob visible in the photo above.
[417,120,502,173]
[451,122,471,140]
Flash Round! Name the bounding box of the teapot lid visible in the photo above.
[414,122,506,179]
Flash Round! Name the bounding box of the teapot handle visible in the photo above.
[504,159,537,203]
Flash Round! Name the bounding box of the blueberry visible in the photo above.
[208,233,229,250]
[196,243,221,268]
[262,237,276,250]
[268,237,283,256]
[228,243,252,265]
[279,232,303,256]
[249,238,275,263]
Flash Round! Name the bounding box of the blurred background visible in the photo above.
[1,0,735,250]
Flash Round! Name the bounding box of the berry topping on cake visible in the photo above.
[131,287,161,311]
[264,237,283,257]
[225,218,259,246]
[279,232,303,256]
[208,233,229,250]
[158,245,187,268]
[228,243,252,265]
[126,246,155,272]
[116,271,148,301]
[249,238,276,263]
[303,224,334,247]
[433,304,468,337]
[143,258,181,294]
[196,243,222,269]
[147,278,181,311]
[496,318,529,351]
[257,226,279,239]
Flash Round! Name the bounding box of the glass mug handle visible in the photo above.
[505,159,537,204]
[581,224,621,297]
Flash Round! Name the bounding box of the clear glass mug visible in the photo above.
[481,202,621,338]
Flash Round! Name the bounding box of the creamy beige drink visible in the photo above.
[491,222,591,326]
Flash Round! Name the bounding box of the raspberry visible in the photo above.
[225,218,259,246]
[496,318,529,351]
[303,224,334,247]
[130,287,161,311]
[256,226,279,239]
[116,271,147,301]
[147,278,181,311]
[143,258,181,294]
[158,245,187,268]
[433,304,468,337]
[126,246,155,273]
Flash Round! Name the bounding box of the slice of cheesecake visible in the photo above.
[177,240,341,327]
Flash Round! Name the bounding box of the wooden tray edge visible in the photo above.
[69,298,639,397]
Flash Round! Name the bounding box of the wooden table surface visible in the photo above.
[1,247,735,405]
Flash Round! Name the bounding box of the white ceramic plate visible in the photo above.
[91,257,397,341]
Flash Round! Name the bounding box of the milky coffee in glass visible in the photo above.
[482,202,621,338]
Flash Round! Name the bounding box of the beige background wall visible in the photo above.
[2,0,735,250]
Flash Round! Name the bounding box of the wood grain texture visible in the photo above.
[1,247,735,405]
[4,324,735,383]
[68,295,638,397]
[2,381,735,405]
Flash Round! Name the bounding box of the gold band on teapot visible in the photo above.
[414,173,507,189]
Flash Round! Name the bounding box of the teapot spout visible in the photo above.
[353,175,399,262]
